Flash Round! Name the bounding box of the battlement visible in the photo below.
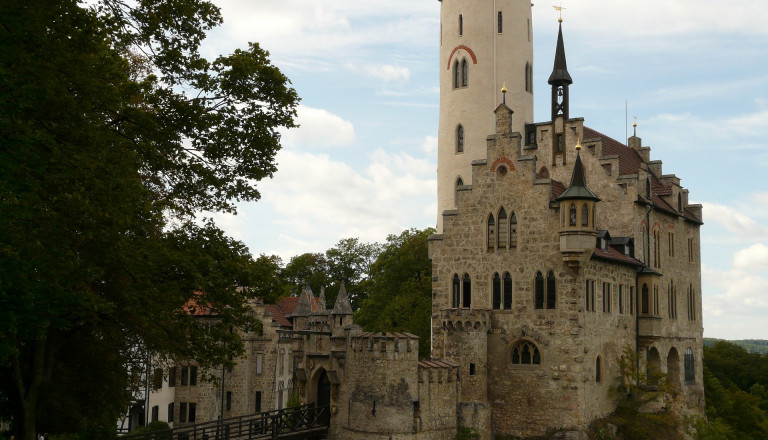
[350,332,419,359]
[439,309,491,333]
[418,359,459,384]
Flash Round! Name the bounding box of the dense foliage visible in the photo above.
[0,0,298,439]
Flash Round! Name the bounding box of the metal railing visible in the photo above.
[122,403,330,440]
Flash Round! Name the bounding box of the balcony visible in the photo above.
[638,315,663,348]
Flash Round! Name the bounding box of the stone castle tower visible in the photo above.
[437,0,534,231]
[429,11,705,439]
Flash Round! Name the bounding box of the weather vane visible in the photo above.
[553,3,566,22]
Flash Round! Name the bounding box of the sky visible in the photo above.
[197,0,768,340]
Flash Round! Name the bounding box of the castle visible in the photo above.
[125,1,704,438]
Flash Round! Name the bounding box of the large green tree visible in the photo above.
[355,228,434,358]
[0,0,298,438]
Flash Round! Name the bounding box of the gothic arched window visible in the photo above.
[642,283,650,314]
[503,272,513,309]
[487,213,495,250]
[453,60,460,89]
[452,274,460,308]
[455,177,463,206]
[461,58,468,87]
[497,208,508,249]
[534,271,544,309]
[497,11,503,33]
[569,203,577,226]
[546,270,556,309]
[511,340,540,365]
[492,273,501,310]
[684,348,695,384]
[462,273,472,308]
[582,204,589,227]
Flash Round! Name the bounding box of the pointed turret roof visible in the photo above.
[548,22,573,86]
[332,282,353,315]
[292,284,313,316]
[557,151,600,201]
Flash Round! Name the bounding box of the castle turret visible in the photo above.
[557,143,600,267]
[437,0,534,231]
[331,282,353,331]
[548,19,572,121]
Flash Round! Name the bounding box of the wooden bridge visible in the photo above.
[122,404,330,440]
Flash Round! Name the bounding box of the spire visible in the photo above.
[548,21,572,121]
[548,22,572,86]
[292,284,313,316]
[332,281,353,315]
[557,149,600,202]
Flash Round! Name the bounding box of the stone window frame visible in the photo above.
[487,213,496,250]
[497,207,508,249]
[451,273,472,309]
[455,177,463,206]
[510,339,541,366]
[595,355,602,383]
[456,124,464,152]
[497,11,503,33]
[461,58,468,87]
[491,271,513,310]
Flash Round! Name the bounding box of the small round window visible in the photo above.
[497,166,508,178]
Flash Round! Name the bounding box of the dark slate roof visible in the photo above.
[548,22,573,85]
[557,152,600,201]
[418,359,458,369]
[351,332,419,339]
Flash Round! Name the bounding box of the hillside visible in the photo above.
[704,338,768,354]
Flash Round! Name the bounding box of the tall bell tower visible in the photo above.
[436,0,534,231]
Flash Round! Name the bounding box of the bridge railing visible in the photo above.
[121,403,329,440]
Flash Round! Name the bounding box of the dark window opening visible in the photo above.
[168,402,174,423]
[226,391,232,411]
[596,357,602,382]
[492,273,501,310]
[642,284,650,314]
[151,406,159,422]
[534,271,544,309]
[487,214,495,250]
[456,124,464,152]
[546,271,556,309]
[462,274,472,308]
[189,403,196,422]
[190,366,197,386]
[169,367,176,387]
[461,59,468,87]
[497,11,503,33]
[181,366,188,386]
[255,391,262,412]
[582,204,589,227]
[469,363,476,375]
[512,341,541,365]
[459,14,463,35]
[452,274,460,308]
[503,272,513,309]
[497,208,508,249]
[179,402,187,423]
[684,348,695,384]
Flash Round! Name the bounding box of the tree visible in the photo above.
[325,238,381,309]
[0,0,298,438]
[355,228,435,358]
[282,253,329,299]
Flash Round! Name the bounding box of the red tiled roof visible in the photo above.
[551,180,566,201]
[592,246,644,267]
[583,127,644,176]
[265,304,292,327]
[182,292,217,316]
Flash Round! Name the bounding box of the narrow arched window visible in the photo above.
[596,356,602,382]
[525,62,531,93]
[569,203,577,226]
[546,270,556,309]
[528,63,533,94]
[684,348,695,384]
[456,124,464,152]
[462,273,472,308]
[452,274,460,308]
[642,283,650,314]
[497,208,508,249]
[646,178,651,199]
[678,193,683,212]
[534,271,544,309]
[458,14,463,36]
[503,272,513,309]
[453,60,460,89]
[487,214,495,250]
[582,204,589,227]
[497,11,503,33]
[461,58,468,87]
[510,212,518,248]
[688,285,696,320]
[455,177,463,206]
[492,273,501,310]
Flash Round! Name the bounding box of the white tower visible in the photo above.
[437,0,534,231]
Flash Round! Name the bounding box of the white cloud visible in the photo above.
[733,243,768,272]
[703,262,768,338]
[280,106,355,149]
[701,202,768,238]
[356,64,411,83]
[420,136,437,154]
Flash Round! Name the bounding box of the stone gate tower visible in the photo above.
[437,0,534,231]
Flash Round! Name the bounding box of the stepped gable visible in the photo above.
[582,126,701,222]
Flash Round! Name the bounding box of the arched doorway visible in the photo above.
[315,368,331,425]
[667,347,680,391]
[647,347,661,386]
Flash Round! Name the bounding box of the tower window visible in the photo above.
[546,271,556,309]
[684,348,695,384]
[456,124,464,152]
[492,273,501,310]
[461,59,468,87]
[497,11,503,33]
[596,356,602,382]
[581,204,589,227]
[459,14,463,36]
[688,285,696,321]
[455,177,463,206]
[503,272,513,309]
[642,284,649,314]
[452,274,460,308]
[534,271,544,309]
[509,212,518,248]
[569,203,577,226]
[453,60,460,89]
[462,273,472,308]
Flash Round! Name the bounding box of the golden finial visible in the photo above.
[501,82,507,94]
[575,139,582,151]
[554,4,566,22]
[501,82,508,105]
[633,116,638,137]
